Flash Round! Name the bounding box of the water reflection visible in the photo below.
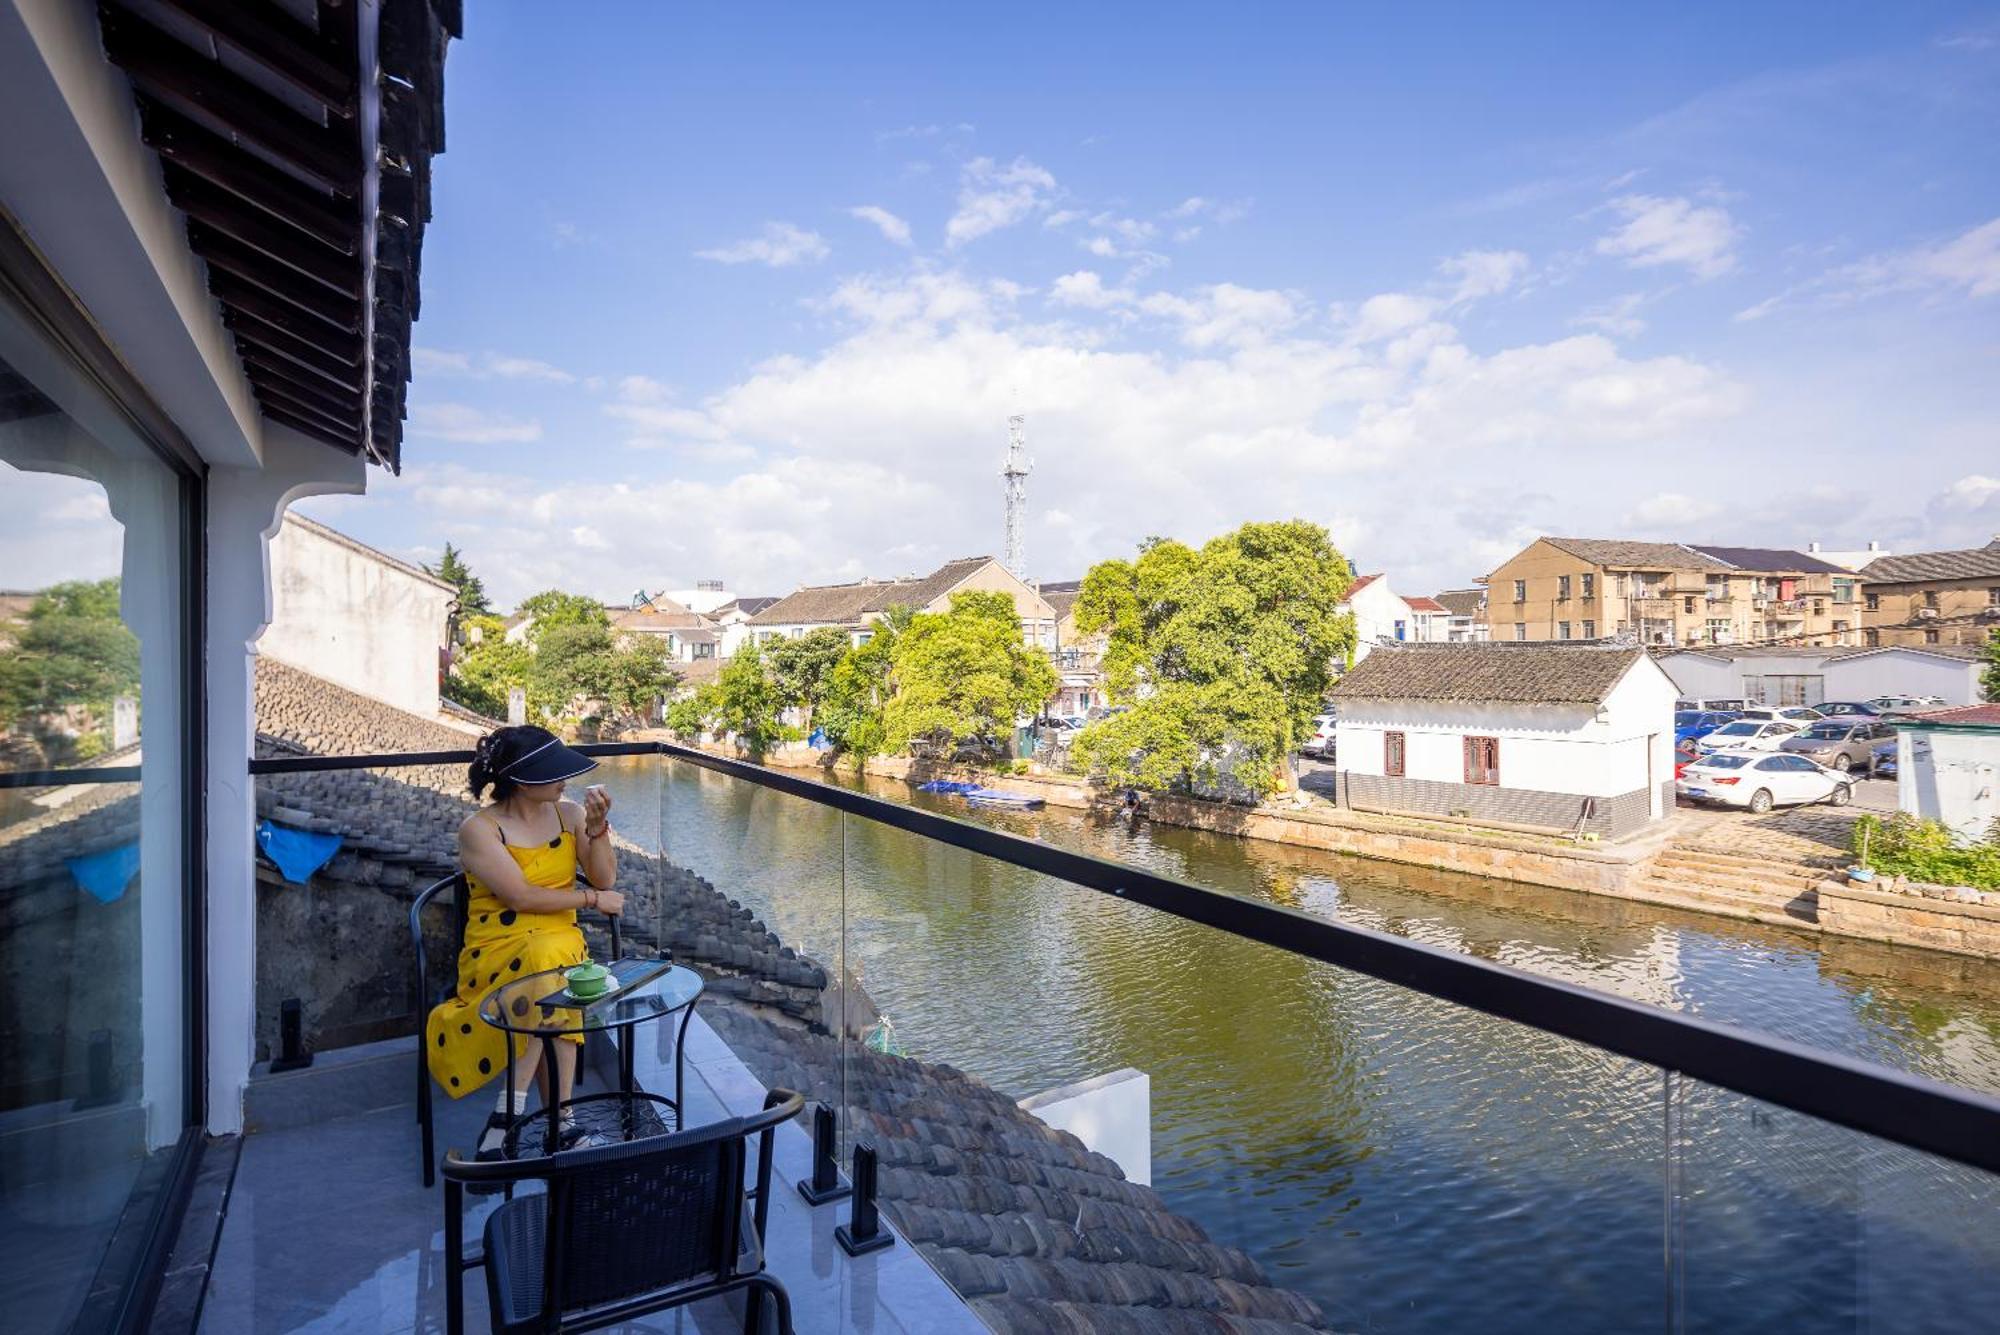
[607,758,2000,1333]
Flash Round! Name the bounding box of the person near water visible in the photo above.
[425,725,623,1163]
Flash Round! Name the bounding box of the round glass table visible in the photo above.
[477,960,704,1156]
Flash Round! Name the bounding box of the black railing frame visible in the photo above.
[238,739,2000,1176]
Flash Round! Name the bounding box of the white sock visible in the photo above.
[481,1087,530,1152]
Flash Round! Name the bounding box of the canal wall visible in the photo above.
[676,739,2000,963]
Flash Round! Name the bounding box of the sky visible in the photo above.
[288,1,2000,609]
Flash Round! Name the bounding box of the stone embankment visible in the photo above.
[676,737,2000,962]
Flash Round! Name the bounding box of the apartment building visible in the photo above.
[1858,537,2000,649]
[1480,538,1862,648]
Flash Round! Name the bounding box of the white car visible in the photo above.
[1299,712,1337,758]
[1867,694,1946,712]
[1677,750,1853,813]
[1735,706,1824,726]
[1695,719,1804,754]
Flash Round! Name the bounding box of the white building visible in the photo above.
[1330,642,1678,840]
[1433,589,1490,642]
[1405,595,1452,643]
[1338,573,1417,664]
[1656,644,1987,708]
[1806,540,1892,572]
[260,514,455,722]
[1895,706,2000,845]
[711,596,778,658]
[664,579,734,615]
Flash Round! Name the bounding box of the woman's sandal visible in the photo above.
[466,1111,513,1194]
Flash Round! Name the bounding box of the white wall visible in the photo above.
[259,516,453,719]
[1342,579,1416,662]
[1828,652,1985,706]
[1337,657,1676,799]
[1897,728,2000,845]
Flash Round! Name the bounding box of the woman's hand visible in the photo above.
[583,784,612,833]
[592,888,625,916]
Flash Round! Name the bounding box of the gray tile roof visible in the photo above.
[1541,538,1732,570]
[704,1005,1331,1332]
[1859,539,2000,584]
[1331,641,1645,704]
[1685,545,1851,575]
[749,557,997,627]
[1432,589,1484,618]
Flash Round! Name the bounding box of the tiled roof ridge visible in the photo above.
[1859,539,2000,582]
[1331,639,1645,705]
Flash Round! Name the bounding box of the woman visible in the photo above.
[426,725,623,1161]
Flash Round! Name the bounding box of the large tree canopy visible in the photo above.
[516,589,608,646]
[883,591,1056,755]
[1072,519,1353,798]
[764,626,852,721]
[817,607,911,757]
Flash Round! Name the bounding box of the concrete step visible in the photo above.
[1648,855,1824,887]
[1629,875,1820,927]
[1646,862,1824,897]
[1657,846,1829,879]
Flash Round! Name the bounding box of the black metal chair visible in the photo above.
[441,1089,804,1335]
[413,872,623,1187]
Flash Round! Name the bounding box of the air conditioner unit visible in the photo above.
[1917,607,1939,620]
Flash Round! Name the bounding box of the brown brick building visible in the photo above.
[1858,538,2000,649]
[1480,538,1861,649]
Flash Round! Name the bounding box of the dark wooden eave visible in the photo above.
[98,0,461,470]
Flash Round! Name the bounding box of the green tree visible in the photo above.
[764,626,851,722]
[818,609,910,757]
[664,689,711,740]
[528,619,618,717]
[606,635,681,721]
[883,591,1057,757]
[446,635,531,718]
[1983,631,2000,703]
[424,541,490,640]
[0,578,140,763]
[1071,519,1354,799]
[515,589,608,645]
[706,644,783,756]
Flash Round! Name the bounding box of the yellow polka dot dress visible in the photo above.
[426,830,589,1098]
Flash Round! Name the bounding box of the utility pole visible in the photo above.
[1002,412,1031,581]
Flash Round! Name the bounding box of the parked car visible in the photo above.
[1867,694,1947,712]
[1676,697,1751,712]
[1674,710,1740,744]
[1811,701,1886,718]
[1298,712,1338,758]
[1677,750,1854,813]
[1673,737,1702,780]
[1736,706,1824,726]
[1871,737,1898,777]
[1779,719,1896,772]
[1696,719,1804,754]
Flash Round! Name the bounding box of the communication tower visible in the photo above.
[1002,412,1031,580]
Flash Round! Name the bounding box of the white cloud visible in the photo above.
[848,205,913,247]
[370,263,1752,603]
[1737,216,2000,320]
[696,222,830,267]
[408,403,542,444]
[1166,197,1208,219]
[1348,292,1442,343]
[1438,249,1530,302]
[1048,270,1132,310]
[945,157,1058,246]
[1936,474,2000,512]
[1597,194,1741,279]
[1574,292,1650,338]
[1624,491,1720,528]
[413,348,578,383]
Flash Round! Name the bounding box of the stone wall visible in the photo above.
[1340,771,1664,839]
[1817,881,2000,961]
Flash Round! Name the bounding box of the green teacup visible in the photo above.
[564,961,610,997]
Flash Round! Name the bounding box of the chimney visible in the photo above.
[1807,542,1820,552]
[1869,541,1881,552]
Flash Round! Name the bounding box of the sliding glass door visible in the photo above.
[0,251,201,1332]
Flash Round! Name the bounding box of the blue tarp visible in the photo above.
[256,819,345,884]
[808,727,832,750]
[67,841,141,904]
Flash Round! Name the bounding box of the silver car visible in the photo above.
[1779,719,1896,772]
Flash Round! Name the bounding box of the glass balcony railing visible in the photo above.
[231,741,2000,1333]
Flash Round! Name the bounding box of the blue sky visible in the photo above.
[300,1,2000,607]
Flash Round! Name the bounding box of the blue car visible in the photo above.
[1674,710,1740,745]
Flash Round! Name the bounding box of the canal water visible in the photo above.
[600,758,2000,1333]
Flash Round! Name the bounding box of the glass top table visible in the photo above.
[476,960,704,1156]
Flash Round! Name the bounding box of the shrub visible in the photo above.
[1851,813,2000,890]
